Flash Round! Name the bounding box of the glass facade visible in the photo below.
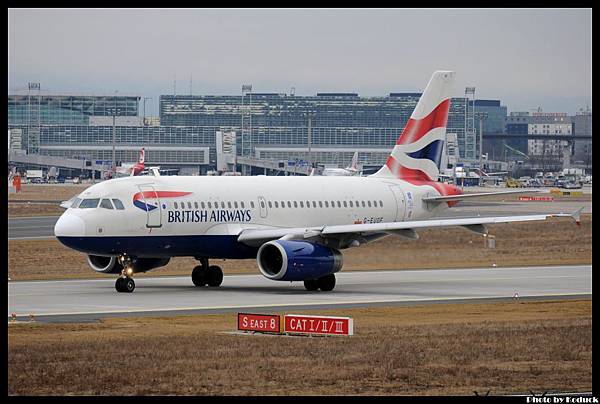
[9,91,494,171]
[8,95,140,126]
[160,93,475,160]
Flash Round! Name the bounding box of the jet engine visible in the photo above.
[257,240,343,281]
[87,255,170,274]
[87,255,123,274]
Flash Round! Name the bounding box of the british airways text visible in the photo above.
[167,209,252,223]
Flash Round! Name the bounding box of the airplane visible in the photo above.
[111,148,146,178]
[54,71,581,293]
[321,151,361,176]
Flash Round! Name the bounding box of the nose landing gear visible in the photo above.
[192,257,223,287]
[115,255,136,293]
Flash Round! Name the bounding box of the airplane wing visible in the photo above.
[422,189,542,203]
[237,208,582,248]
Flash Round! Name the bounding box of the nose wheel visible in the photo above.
[115,276,135,293]
[115,254,136,293]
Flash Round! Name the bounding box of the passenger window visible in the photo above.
[312,201,317,208]
[207,201,212,209]
[194,202,198,209]
[300,201,304,208]
[373,200,377,207]
[260,201,265,208]
[294,201,298,208]
[368,201,372,207]
[221,202,225,209]
[306,201,310,207]
[188,202,192,209]
[319,201,323,208]
[201,202,205,209]
[251,201,255,209]
[379,200,384,207]
[274,201,279,208]
[362,201,366,208]
[281,201,285,207]
[234,201,238,209]
[241,201,245,209]
[79,198,100,209]
[343,201,347,208]
[287,201,291,208]
[349,201,353,208]
[100,199,114,209]
[337,201,341,208]
[268,201,272,208]
[331,201,335,207]
[112,199,125,210]
[174,202,179,209]
[324,201,329,208]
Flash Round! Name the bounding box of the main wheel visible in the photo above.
[192,265,207,287]
[317,274,336,292]
[206,265,223,287]
[304,279,319,291]
[123,277,135,293]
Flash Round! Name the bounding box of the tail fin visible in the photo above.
[371,71,455,180]
[138,148,145,164]
[349,151,359,171]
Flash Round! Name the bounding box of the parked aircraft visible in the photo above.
[322,152,361,176]
[54,71,580,293]
[112,148,145,178]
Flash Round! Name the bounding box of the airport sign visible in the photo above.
[237,313,281,334]
[283,314,353,336]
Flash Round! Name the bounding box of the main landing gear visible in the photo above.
[192,257,224,288]
[115,255,136,293]
[304,274,336,292]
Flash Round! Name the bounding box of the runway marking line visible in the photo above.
[6,265,591,285]
[7,293,592,318]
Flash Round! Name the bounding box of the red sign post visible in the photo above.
[283,314,353,336]
[237,313,281,334]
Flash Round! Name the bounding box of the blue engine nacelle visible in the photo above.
[257,240,343,281]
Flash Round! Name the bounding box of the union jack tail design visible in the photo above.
[372,71,455,181]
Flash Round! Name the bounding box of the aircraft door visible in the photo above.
[388,185,407,222]
[257,196,268,218]
[137,184,162,228]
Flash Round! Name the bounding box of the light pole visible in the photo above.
[112,91,118,178]
[241,84,252,159]
[476,112,488,185]
[465,87,476,160]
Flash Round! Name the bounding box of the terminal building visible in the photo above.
[9,91,509,175]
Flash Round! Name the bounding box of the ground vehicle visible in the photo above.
[563,181,582,189]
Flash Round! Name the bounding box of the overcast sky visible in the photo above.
[8,8,592,115]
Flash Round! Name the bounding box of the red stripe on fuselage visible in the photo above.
[396,99,450,145]
[133,191,192,201]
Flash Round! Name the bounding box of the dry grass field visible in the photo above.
[8,214,591,281]
[8,299,591,395]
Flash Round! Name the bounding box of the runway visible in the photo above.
[8,216,59,240]
[8,199,590,240]
[8,265,591,322]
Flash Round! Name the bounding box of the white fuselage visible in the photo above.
[55,175,450,258]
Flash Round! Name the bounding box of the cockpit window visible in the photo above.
[71,197,82,208]
[100,199,114,209]
[112,199,125,210]
[79,198,100,209]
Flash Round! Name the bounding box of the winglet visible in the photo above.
[572,207,584,226]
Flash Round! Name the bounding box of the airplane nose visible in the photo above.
[54,213,86,237]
